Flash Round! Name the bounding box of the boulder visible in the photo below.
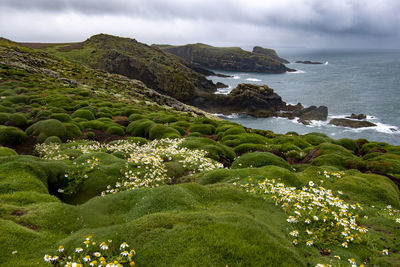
[346,113,367,120]
[216,82,229,89]
[329,118,376,128]
[295,106,328,123]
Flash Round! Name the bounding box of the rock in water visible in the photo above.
[295,106,328,124]
[329,118,376,128]
[346,113,367,120]
[195,83,284,117]
[295,61,323,64]
[216,82,229,89]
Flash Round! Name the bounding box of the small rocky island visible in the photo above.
[193,83,328,123]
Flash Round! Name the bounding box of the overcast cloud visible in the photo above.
[1,0,399,48]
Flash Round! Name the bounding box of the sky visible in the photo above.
[1,0,400,49]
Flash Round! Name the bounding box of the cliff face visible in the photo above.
[23,34,217,102]
[252,46,290,64]
[155,43,294,73]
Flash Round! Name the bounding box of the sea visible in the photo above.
[209,48,400,145]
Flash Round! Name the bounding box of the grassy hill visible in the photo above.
[0,37,400,266]
[21,34,218,102]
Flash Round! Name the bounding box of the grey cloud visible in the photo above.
[0,0,399,47]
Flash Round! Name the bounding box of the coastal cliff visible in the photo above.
[155,43,294,73]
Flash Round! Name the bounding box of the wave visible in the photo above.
[287,70,306,74]
[324,61,329,65]
[232,75,240,80]
[212,113,239,119]
[343,123,399,135]
[245,78,262,82]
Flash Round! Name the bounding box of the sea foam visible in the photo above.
[246,78,261,82]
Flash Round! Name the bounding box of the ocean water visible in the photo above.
[209,49,400,145]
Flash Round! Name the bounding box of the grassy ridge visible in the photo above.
[0,38,400,266]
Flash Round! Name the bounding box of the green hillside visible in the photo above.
[21,34,217,102]
[0,38,400,267]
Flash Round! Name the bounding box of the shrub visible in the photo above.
[36,110,52,119]
[126,119,156,138]
[7,95,29,104]
[107,126,125,136]
[64,123,82,140]
[26,119,66,143]
[79,120,108,131]
[336,138,359,154]
[303,132,333,145]
[231,152,292,170]
[221,133,267,147]
[189,124,215,135]
[50,113,72,122]
[121,108,139,116]
[233,143,269,155]
[154,115,178,123]
[0,146,18,157]
[44,136,62,144]
[0,113,10,124]
[179,137,235,162]
[7,113,28,127]
[170,120,190,128]
[128,113,145,121]
[126,137,149,145]
[71,109,95,121]
[170,125,186,135]
[0,125,27,146]
[50,107,66,113]
[96,112,112,119]
[219,126,246,138]
[149,124,181,140]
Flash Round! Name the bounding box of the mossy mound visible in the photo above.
[50,113,72,122]
[332,172,400,208]
[106,126,125,136]
[126,119,156,138]
[179,137,235,162]
[189,124,216,135]
[221,133,268,147]
[197,165,301,187]
[26,119,66,143]
[0,147,18,157]
[303,132,333,145]
[7,113,29,127]
[231,152,292,170]
[71,109,95,121]
[233,143,269,155]
[149,124,181,140]
[0,125,27,146]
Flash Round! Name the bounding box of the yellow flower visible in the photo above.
[130,261,135,266]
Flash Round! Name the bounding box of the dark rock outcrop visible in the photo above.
[346,113,367,120]
[155,43,295,73]
[295,106,328,124]
[296,61,323,64]
[252,46,290,64]
[192,84,285,117]
[216,82,229,89]
[329,118,376,128]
